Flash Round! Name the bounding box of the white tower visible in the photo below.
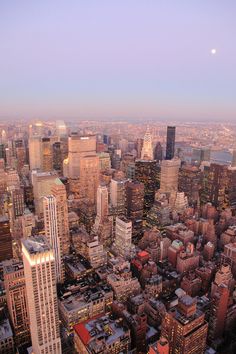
[141,126,153,160]
[22,235,61,354]
[115,216,132,259]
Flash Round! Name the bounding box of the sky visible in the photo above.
[0,0,236,122]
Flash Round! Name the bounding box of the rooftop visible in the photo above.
[74,315,129,349]
[22,235,50,255]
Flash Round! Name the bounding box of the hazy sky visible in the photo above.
[0,1,236,121]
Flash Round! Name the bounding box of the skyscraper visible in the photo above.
[51,179,70,256]
[110,178,127,215]
[3,260,30,346]
[166,126,176,160]
[29,136,41,170]
[43,196,64,282]
[96,184,109,220]
[41,137,53,172]
[67,134,99,204]
[159,159,180,195]
[22,235,61,354]
[135,160,160,215]
[141,126,153,160]
[126,181,144,239]
[115,216,132,259]
[0,216,13,261]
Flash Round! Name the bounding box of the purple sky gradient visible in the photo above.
[0,0,236,121]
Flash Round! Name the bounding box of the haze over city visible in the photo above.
[1,0,236,121]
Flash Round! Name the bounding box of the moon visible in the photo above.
[211,48,216,55]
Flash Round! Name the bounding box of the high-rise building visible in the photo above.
[9,187,25,219]
[41,137,53,172]
[0,216,13,261]
[208,284,229,342]
[141,126,153,160]
[161,295,208,354]
[115,216,132,259]
[126,181,144,238]
[178,164,202,206]
[31,170,58,217]
[110,178,127,215]
[159,159,180,196]
[43,196,64,282]
[166,126,176,160]
[3,260,30,346]
[68,134,99,204]
[135,160,160,215]
[52,141,63,173]
[201,163,228,209]
[29,136,41,170]
[51,179,70,256]
[154,142,163,162]
[93,184,113,246]
[96,184,109,220]
[22,235,61,354]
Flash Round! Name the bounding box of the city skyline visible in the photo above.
[1,1,236,121]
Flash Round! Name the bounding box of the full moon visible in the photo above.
[211,48,217,55]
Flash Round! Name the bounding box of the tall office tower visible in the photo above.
[126,181,144,238]
[67,134,99,204]
[51,179,70,256]
[0,217,13,261]
[154,142,163,161]
[159,159,180,197]
[161,295,208,354]
[9,188,25,219]
[141,126,153,160]
[43,196,64,282]
[41,137,53,172]
[29,136,41,170]
[110,178,127,215]
[192,147,211,164]
[96,184,109,219]
[115,216,132,259]
[22,235,61,354]
[31,170,58,217]
[6,169,21,189]
[14,139,26,172]
[178,164,202,206]
[93,185,113,247]
[52,141,62,173]
[3,260,30,346]
[201,163,228,209]
[135,160,160,215]
[166,126,176,160]
[208,284,229,342]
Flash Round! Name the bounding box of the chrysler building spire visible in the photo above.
[141,126,153,160]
